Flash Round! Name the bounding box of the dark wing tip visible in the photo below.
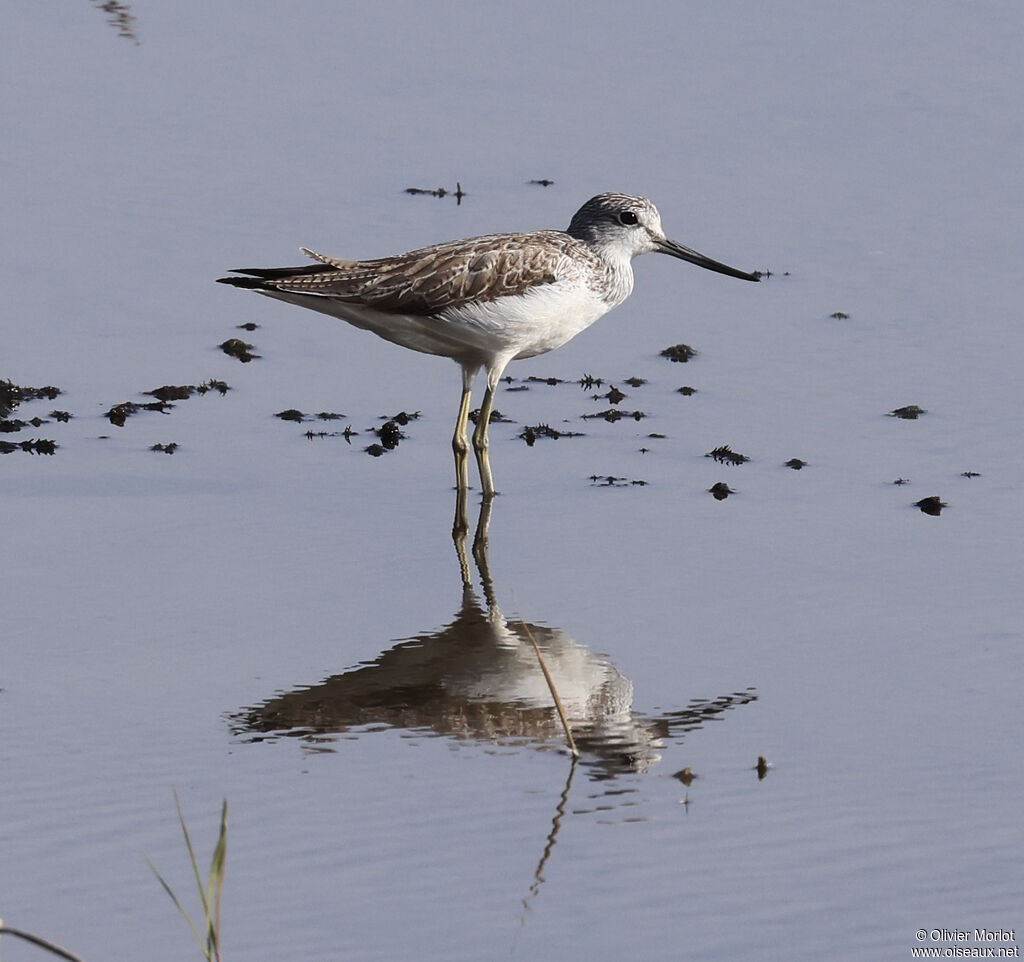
[216,263,339,288]
[216,273,268,289]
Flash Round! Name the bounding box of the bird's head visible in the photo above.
[568,192,760,281]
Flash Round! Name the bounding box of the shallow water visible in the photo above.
[3,3,1023,960]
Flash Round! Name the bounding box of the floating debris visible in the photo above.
[592,386,626,405]
[146,385,195,402]
[589,475,647,487]
[468,408,510,425]
[661,343,698,363]
[785,458,807,470]
[219,337,258,362]
[518,423,583,446]
[90,0,139,44]
[581,408,645,423]
[708,481,734,500]
[404,182,465,203]
[104,400,171,427]
[1,379,62,419]
[374,420,404,450]
[526,375,569,386]
[405,186,448,197]
[104,381,227,427]
[51,410,72,423]
[623,376,647,388]
[915,495,947,516]
[961,470,981,479]
[528,179,555,187]
[385,410,421,425]
[150,442,179,455]
[830,311,850,320]
[275,409,346,423]
[893,477,911,486]
[0,438,57,455]
[646,433,666,440]
[889,405,926,420]
[755,756,771,780]
[677,386,697,396]
[706,444,749,465]
[145,380,228,403]
[578,373,604,390]
[365,443,386,457]
[237,322,259,331]
[305,425,358,444]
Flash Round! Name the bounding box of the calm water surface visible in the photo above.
[2,4,1022,960]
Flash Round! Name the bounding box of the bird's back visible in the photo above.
[217,229,604,317]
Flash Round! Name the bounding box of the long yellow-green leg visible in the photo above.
[473,362,508,500]
[452,366,476,492]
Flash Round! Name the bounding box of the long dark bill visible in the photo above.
[656,238,761,281]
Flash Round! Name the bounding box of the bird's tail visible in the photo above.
[216,263,335,289]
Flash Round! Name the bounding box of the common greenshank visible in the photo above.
[217,192,759,497]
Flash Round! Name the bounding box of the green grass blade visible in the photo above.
[205,799,228,961]
[174,790,212,921]
[146,856,207,956]
[148,792,228,962]
[0,922,87,962]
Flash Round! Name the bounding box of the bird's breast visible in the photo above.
[440,279,616,361]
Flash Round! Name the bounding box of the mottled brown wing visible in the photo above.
[266,231,577,315]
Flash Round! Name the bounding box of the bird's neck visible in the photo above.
[593,244,635,308]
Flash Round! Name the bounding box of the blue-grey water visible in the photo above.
[2,3,1022,960]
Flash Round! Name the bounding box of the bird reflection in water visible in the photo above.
[231,492,758,920]
[232,492,757,780]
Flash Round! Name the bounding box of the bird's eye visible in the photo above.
[618,210,639,226]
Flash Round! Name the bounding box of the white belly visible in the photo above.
[445,280,614,361]
[262,278,617,368]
